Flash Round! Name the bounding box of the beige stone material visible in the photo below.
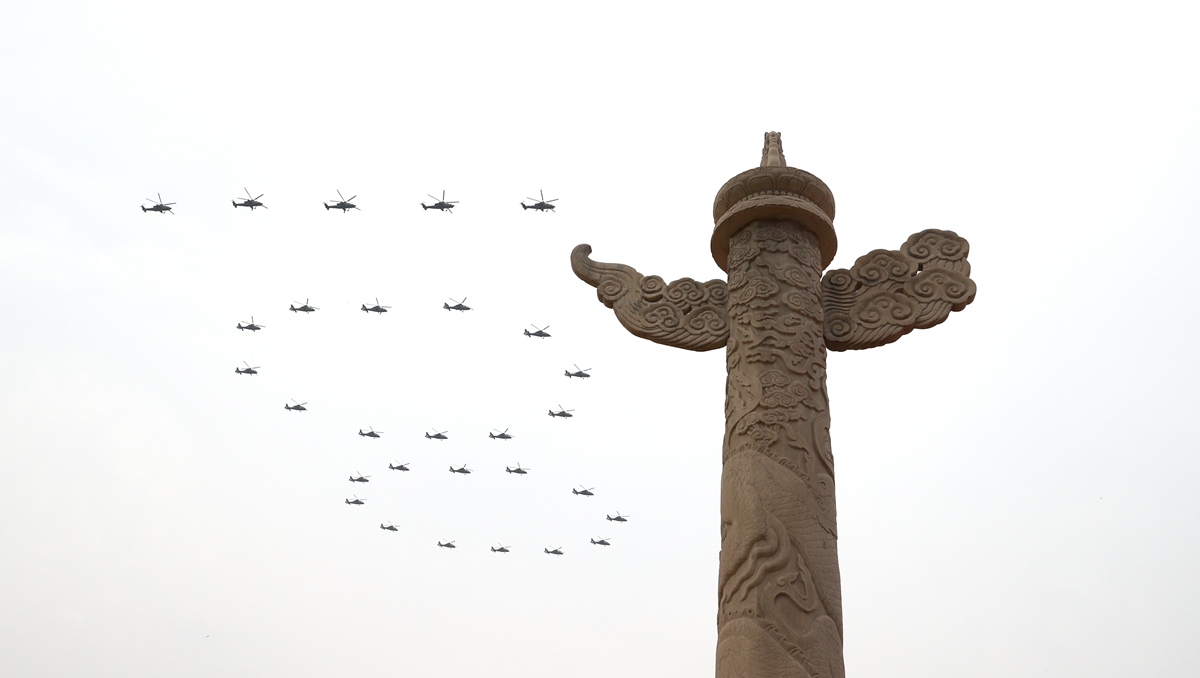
[570,133,976,677]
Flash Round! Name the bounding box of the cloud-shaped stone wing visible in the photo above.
[821,229,976,352]
[571,245,730,352]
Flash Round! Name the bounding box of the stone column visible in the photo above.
[716,221,843,677]
[570,132,975,678]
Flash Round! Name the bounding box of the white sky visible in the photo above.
[2,1,1199,676]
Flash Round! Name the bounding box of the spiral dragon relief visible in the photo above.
[821,229,977,352]
[719,221,843,678]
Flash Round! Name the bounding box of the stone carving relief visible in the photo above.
[573,229,975,357]
[821,229,976,352]
[717,222,843,678]
[570,244,729,352]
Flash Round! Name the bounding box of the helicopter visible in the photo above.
[349,472,371,483]
[449,464,472,475]
[284,400,307,411]
[606,512,630,522]
[524,325,551,338]
[324,190,358,212]
[590,537,612,546]
[565,365,592,379]
[489,429,512,440]
[358,427,382,438]
[521,190,558,211]
[289,299,318,313]
[388,462,410,471]
[361,298,391,314]
[490,544,510,553]
[422,190,458,212]
[236,317,265,332]
[425,430,448,441]
[438,541,456,549]
[443,298,471,312]
[544,547,564,555]
[345,495,365,505]
[232,188,266,210]
[572,486,595,497]
[549,405,575,418]
[505,464,530,475]
[235,362,259,375]
[380,523,399,531]
[142,193,175,214]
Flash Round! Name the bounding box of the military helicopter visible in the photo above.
[235,362,259,375]
[361,298,391,314]
[380,523,399,531]
[349,472,371,483]
[358,427,382,438]
[438,541,457,549]
[590,537,612,546]
[443,298,471,312]
[490,544,511,553]
[388,462,410,472]
[524,325,551,338]
[606,512,630,522]
[565,365,592,379]
[425,430,448,441]
[422,191,458,212]
[284,400,307,411]
[544,547,564,555]
[449,464,472,475]
[549,405,575,418]
[521,190,558,211]
[572,486,595,497]
[345,495,365,505]
[289,299,318,313]
[142,193,175,214]
[232,188,266,210]
[505,464,530,475]
[489,428,512,440]
[236,317,265,332]
[324,190,358,212]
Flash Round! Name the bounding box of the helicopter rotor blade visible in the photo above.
[442,190,446,201]
[337,190,345,201]
[158,193,163,204]
[540,190,545,201]
[547,198,559,203]
[346,195,356,202]
[245,188,252,199]
[428,194,440,201]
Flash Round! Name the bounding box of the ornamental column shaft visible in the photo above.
[570,132,976,677]
[717,221,842,676]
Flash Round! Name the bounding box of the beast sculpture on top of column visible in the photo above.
[571,132,976,677]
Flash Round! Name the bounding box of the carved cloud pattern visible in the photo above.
[570,244,729,352]
[821,229,976,352]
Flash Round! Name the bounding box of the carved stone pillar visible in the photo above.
[716,221,842,677]
[570,132,975,678]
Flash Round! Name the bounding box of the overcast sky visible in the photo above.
[3,1,1199,676]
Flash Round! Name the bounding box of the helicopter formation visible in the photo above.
[229,290,633,556]
[143,189,559,214]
